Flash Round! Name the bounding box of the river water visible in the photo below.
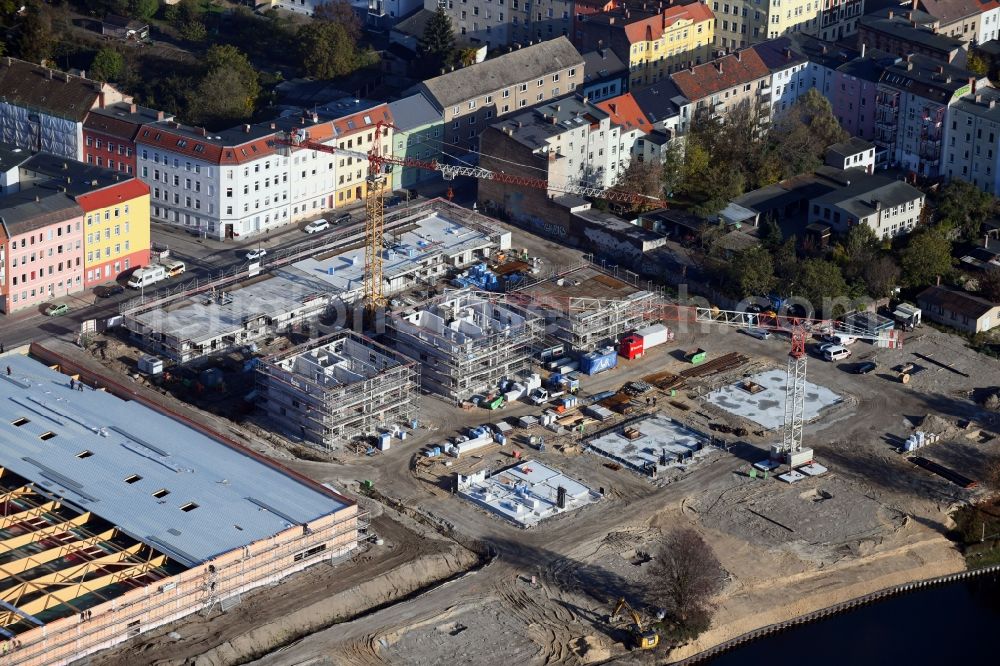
[706,572,1000,664]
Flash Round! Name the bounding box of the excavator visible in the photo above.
[610,597,659,650]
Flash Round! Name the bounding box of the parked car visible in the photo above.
[94,283,125,298]
[246,248,267,261]
[743,328,771,340]
[44,303,70,317]
[824,333,857,346]
[853,361,877,374]
[165,260,186,277]
[304,219,330,234]
[332,212,351,225]
[823,345,851,361]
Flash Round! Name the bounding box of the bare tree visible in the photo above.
[648,528,725,629]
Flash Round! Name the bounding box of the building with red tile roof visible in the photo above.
[669,47,771,120]
[83,102,172,177]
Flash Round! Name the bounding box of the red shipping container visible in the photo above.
[619,334,644,359]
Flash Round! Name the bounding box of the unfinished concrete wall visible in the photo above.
[256,331,419,449]
[390,290,541,402]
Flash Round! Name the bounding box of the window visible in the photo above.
[76,450,94,459]
[39,431,57,441]
[153,489,170,499]
[125,474,142,484]
[11,417,29,427]
[180,502,199,512]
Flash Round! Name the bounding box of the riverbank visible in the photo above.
[664,522,965,663]
[703,569,1000,665]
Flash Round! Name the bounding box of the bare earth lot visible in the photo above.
[63,222,1000,666]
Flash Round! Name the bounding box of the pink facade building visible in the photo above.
[830,60,880,143]
[0,191,85,313]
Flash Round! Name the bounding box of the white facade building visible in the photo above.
[942,86,1000,194]
[134,106,393,240]
[808,171,925,239]
[487,96,619,189]
[979,1,1000,46]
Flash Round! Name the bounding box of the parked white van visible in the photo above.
[823,345,852,361]
[164,260,186,277]
[126,265,167,289]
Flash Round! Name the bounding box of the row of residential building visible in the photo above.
[0,147,150,313]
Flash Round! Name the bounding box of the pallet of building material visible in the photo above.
[643,369,685,391]
[680,352,748,379]
[739,380,765,394]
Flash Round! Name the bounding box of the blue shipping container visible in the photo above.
[581,350,618,375]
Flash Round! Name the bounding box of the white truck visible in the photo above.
[126,264,168,289]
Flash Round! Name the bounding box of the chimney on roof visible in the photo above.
[129,103,137,113]
[971,76,978,94]
[199,127,207,136]
[35,195,39,202]
[609,16,615,24]
[716,60,723,74]
[610,102,618,114]
[873,198,882,211]
[156,111,164,120]
[911,20,918,27]
[47,69,53,80]
[243,124,251,133]
[935,64,944,74]
[976,93,982,103]
[821,45,828,54]
[735,50,741,62]
[551,115,558,125]
[62,162,67,170]
[270,122,276,129]
[887,9,893,18]
[783,47,792,59]
[906,53,913,63]
[912,0,918,9]
[861,43,866,58]
[991,98,997,109]
[906,61,914,71]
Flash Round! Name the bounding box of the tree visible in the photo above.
[768,88,848,181]
[418,7,456,75]
[612,160,663,212]
[967,51,989,77]
[648,528,725,630]
[14,0,52,65]
[180,19,207,43]
[900,228,953,287]
[89,47,124,82]
[299,21,364,79]
[759,216,783,249]
[728,245,776,299]
[312,0,361,40]
[188,45,260,127]
[661,141,685,197]
[935,179,995,241]
[796,258,850,316]
[690,163,744,217]
[127,0,159,21]
[862,256,901,299]
[979,265,1000,302]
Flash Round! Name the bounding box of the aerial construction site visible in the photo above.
[4,193,998,666]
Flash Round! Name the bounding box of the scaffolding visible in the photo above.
[255,330,419,449]
[509,264,662,352]
[390,289,542,403]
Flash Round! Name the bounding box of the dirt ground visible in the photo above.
[58,216,1000,666]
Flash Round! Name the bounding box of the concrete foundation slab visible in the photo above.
[585,413,712,476]
[456,460,599,527]
[705,369,841,429]
[799,463,829,476]
[754,459,781,472]
[778,470,807,483]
